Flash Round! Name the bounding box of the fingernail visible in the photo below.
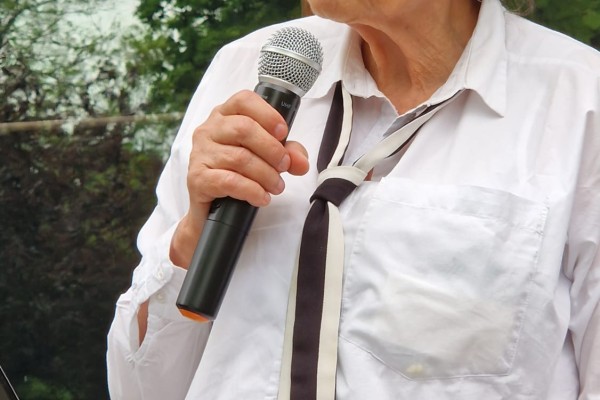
[275,123,288,141]
[263,193,271,206]
[276,177,285,193]
[277,154,290,172]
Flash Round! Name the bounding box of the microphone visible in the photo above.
[176,27,324,322]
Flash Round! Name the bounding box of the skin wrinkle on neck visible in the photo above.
[345,1,481,113]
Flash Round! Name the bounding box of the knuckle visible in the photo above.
[186,167,207,190]
[232,116,256,140]
[208,105,223,118]
[228,146,253,166]
[235,89,257,103]
[192,124,208,139]
[219,171,241,193]
[192,122,218,146]
[227,90,255,111]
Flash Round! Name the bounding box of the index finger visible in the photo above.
[218,90,289,142]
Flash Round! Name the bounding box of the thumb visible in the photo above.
[284,141,309,176]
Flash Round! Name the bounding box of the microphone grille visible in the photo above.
[258,27,324,96]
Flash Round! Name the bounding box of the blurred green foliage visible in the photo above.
[0,1,599,399]
[532,0,600,47]
[131,0,301,112]
[1,0,163,398]
[15,377,74,400]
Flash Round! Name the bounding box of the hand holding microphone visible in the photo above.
[175,28,323,322]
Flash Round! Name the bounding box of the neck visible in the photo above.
[351,1,480,113]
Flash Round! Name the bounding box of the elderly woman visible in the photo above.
[107,0,600,399]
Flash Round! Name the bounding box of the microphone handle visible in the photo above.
[176,82,301,322]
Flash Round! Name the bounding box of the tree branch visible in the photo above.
[0,113,184,135]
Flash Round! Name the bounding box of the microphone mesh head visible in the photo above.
[258,27,324,96]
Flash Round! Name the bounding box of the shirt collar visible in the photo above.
[433,0,508,116]
[306,0,508,117]
[304,23,374,99]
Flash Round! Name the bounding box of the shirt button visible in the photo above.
[406,363,425,377]
[156,292,165,303]
[155,268,164,281]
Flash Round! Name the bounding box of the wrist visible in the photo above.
[169,205,209,269]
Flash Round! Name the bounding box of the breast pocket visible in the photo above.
[339,178,548,380]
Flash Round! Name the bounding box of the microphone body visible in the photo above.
[176,27,323,322]
[176,83,301,322]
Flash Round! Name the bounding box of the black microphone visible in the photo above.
[176,27,324,322]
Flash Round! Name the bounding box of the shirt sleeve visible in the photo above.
[105,117,212,399]
[106,45,248,399]
[566,86,600,399]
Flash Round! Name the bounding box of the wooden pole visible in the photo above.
[0,112,184,135]
[301,0,313,16]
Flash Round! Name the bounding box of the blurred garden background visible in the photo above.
[1,0,599,398]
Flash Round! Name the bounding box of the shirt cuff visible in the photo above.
[129,222,192,322]
[147,266,190,322]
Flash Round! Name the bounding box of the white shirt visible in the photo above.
[107,1,600,399]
